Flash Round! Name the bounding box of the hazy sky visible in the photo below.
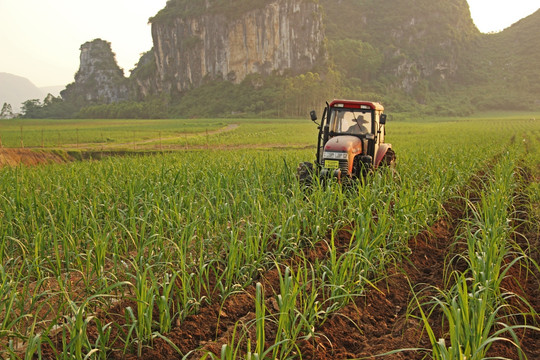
[0,0,539,88]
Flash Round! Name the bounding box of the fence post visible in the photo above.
[20,125,23,148]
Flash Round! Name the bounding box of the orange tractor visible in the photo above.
[297,99,396,185]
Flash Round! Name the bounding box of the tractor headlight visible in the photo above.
[323,151,348,160]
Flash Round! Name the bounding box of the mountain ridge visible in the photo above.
[16,0,540,118]
[0,72,45,113]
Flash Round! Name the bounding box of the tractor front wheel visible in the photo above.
[296,162,314,187]
[382,148,396,168]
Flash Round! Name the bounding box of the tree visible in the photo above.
[43,93,62,106]
[0,103,14,119]
[20,99,43,118]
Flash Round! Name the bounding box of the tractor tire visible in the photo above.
[381,148,396,168]
[353,155,372,179]
[296,162,314,187]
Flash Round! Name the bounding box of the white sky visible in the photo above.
[0,0,539,87]
[467,0,539,33]
[0,0,168,87]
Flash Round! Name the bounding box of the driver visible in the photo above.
[347,114,370,134]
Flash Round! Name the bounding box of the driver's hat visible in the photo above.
[357,114,369,123]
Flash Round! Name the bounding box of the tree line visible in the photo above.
[5,72,340,119]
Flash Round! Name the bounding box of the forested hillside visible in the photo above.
[320,0,480,114]
[461,9,540,110]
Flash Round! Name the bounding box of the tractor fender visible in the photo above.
[374,144,393,168]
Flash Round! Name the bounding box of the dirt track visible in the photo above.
[59,123,240,150]
[0,148,69,167]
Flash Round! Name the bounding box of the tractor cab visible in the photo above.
[299,99,395,183]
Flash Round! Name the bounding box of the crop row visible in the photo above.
[415,139,539,359]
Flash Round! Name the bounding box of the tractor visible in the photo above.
[297,99,396,185]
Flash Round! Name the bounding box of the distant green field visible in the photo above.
[0,118,316,150]
[0,118,228,148]
[1,112,539,150]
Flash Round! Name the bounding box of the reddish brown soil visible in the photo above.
[0,148,70,167]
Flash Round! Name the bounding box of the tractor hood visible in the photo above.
[324,135,363,154]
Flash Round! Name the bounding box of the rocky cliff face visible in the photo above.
[149,0,325,94]
[61,0,539,116]
[62,39,130,104]
[130,50,160,100]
